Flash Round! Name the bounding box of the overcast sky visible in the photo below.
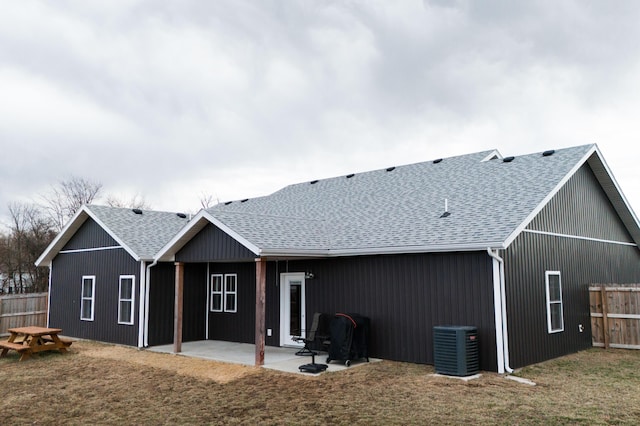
[2,1,640,227]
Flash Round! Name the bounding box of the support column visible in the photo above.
[255,257,267,366]
[174,262,184,353]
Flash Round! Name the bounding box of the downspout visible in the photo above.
[138,261,147,348]
[487,248,514,374]
[46,265,52,328]
[143,260,158,347]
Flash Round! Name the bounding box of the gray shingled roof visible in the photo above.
[206,145,596,254]
[87,205,190,260]
[36,204,191,266]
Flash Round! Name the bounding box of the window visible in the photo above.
[210,273,237,313]
[118,275,135,325]
[210,274,223,312]
[81,275,95,321]
[545,271,564,333]
[224,274,237,313]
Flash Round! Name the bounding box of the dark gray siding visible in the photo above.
[148,262,175,346]
[147,262,208,345]
[505,163,640,368]
[176,223,256,262]
[63,218,119,250]
[49,249,139,345]
[285,252,497,371]
[183,263,207,341]
[207,262,257,343]
[528,164,634,242]
[504,233,640,368]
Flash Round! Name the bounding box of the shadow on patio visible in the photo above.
[147,340,377,375]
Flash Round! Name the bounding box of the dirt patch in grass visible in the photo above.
[1,342,639,425]
[78,343,257,384]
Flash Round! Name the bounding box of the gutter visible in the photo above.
[487,248,514,374]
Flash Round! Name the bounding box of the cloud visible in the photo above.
[2,0,640,223]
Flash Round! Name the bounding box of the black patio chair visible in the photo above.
[294,312,331,373]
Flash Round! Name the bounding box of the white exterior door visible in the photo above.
[280,273,306,347]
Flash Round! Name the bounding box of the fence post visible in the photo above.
[600,286,609,349]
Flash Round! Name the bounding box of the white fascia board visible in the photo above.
[154,211,210,261]
[83,207,140,261]
[260,242,503,258]
[589,145,640,243]
[502,145,598,249]
[35,206,90,267]
[481,150,503,162]
[154,210,261,262]
[203,211,261,255]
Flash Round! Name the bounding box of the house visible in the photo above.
[37,144,640,373]
[35,205,190,347]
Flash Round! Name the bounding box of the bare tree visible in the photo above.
[42,176,103,231]
[199,192,218,210]
[106,193,151,210]
[2,203,54,293]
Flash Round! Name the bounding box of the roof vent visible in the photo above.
[310,180,319,184]
[176,213,187,219]
[241,199,249,203]
[433,158,443,164]
[386,166,396,172]
[132,208,143,215]
[440,199,451,218]
[542,150,555,157]
[346,173,355,179]
[224,201,233,205]
[502,156,515,163]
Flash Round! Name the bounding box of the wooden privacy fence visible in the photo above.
[0,293,48,336]
[590,284,640,349]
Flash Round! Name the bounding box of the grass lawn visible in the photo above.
[1,341,639,425]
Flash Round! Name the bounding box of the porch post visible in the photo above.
[255,257,267,366]
[174,262,184,353]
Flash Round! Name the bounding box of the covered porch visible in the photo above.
[148,340,375,374]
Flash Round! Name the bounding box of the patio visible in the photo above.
[148,340,378,375]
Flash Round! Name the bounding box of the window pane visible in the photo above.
[83,279,93,297]
[226,293,236,312]
[82,300,92,319]
[120,278,133,299]
[119,301,132,323]
[226,275,236,292]
[211,294,222,311]
[548,275,561,302]
[550,303,563,331]
[213,275,222,292]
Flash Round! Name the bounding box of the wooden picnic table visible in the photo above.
[0,326,72,361]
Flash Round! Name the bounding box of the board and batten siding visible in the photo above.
[504,162,640,368]
[147,262,208,345]
[286,252,497,371]
[62,218,120,250]
[176,223,256,262]
[49,249,140,345]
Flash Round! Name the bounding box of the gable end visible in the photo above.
[526,163,635,244]
[61,218,121,251]
[176,223,257,262]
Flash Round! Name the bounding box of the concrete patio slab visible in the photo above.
[148,340,379,375]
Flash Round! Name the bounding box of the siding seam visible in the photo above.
[522,229,636,247]
[60,245,123,254]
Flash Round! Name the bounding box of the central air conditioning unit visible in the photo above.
[433,325,479,377]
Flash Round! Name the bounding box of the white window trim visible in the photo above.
[81,275,95,321]
[118,275,136,325]
[210,274,223,312]
[224,274,237,313]
[545,271,564,333]
[210,273,237,313]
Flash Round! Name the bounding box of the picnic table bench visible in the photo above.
[0,326,72,361]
